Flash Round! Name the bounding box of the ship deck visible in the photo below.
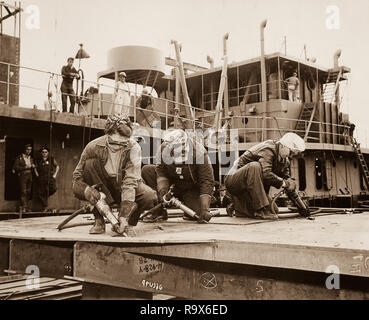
[0,210,369,299]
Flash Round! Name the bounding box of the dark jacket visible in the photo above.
[72,135,142,202]
[12,154,34,174]
[61,65,78,88]
[229,140,290,189]
[155,136,215,196]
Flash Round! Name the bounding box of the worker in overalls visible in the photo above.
[61,57,80,113]
[35,146,59,212]
[72,114,157,236]
[141,129,215,223]
[286,72,299,102]
[225,132,305,220]
[12,144,36,213]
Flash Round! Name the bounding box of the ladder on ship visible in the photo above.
[351,137,369,190]
[322,67,343,104]
[296,68,344,142]
[295,102,319,142]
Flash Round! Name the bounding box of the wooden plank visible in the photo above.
[12,285,82,300]
[0,277,68,291]
[74,242,369,299]
[9,240,74,277]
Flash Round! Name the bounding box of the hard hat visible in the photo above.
[162,129,190,163]
[119,71,127,77]
[278,132,305,153]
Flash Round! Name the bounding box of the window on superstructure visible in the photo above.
[228,67,238,107]
[298,158,306,191]
[315,157,324,190]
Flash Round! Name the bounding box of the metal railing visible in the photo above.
[0,61,217,130]
[0,60,366,148]
[228,114,356,147]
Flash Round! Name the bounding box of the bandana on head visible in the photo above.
[106,114,131,128]
[105,114,132,137]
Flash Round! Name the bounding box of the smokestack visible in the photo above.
[207,55,214,68]
[260,19,267,102]
[334,49,342,68]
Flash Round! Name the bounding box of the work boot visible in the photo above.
[123,225,137,237]
[89,209,106,234]
[142,205,168,223]
[254,206,278,220]
[226,203,235,217]
[183,214,197,221]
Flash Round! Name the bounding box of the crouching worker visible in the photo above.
[141,129,215,224]
[72,114,157,236]
[225,132,305,220]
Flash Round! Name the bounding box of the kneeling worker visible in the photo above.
[72,114,157,236]
[225,132,305,220]
[142,129,215,224]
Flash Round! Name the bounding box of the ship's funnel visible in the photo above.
[207,55,214,68]
[334,49,342,68]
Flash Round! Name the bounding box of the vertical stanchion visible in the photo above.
[165,100,168,130]
[7,64,10,105]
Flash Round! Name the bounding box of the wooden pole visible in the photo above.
[170,40,195,127]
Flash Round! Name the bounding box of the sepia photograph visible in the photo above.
[0,0,369,305]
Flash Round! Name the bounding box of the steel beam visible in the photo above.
[9,240,74,278]
[122,241,369,278]
[82,282,153,300]
[165,57,207,73]
[74,242,369,299]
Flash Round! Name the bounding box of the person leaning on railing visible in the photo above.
[61,57,80,113]
[135,88,160,127]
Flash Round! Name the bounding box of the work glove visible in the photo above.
[84,185,101,205]
[283,178,297,192]
[198,195,212,224]
[118,200,139,231]
[157,178,170,203]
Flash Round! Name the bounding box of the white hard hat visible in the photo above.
[279,132,305,153]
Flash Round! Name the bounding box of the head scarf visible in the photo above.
[105,114,132,137]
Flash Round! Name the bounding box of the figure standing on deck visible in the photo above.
[136,88,160,127]
[61,57,80,113]
[72,114,157,236]
[12,144,37,213]
[286,72,299,102]
[113,72,131,117]
[225,132,305,220]
[35,146,59,212]
[141,129,215,223]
